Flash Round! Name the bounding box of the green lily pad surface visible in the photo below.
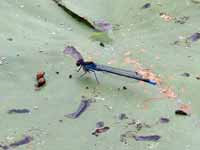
[0,0,200,149]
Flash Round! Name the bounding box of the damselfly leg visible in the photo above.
[80,72,87,78]
[92,71,99,84]
[77,66,82,72]
[79,70,99,84]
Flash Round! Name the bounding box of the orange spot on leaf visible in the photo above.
[124,57,138,64]
[107,59,116,65]
[124,51,132,56]
[160,13,174,22]
[138,49,147,53]
[160,87,177,99]
[177,103,192,115]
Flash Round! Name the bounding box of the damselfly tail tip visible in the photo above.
[148,80,157,85]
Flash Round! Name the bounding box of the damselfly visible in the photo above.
[64,46,156,85]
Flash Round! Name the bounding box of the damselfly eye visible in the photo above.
[76,59,84,66]
[76,62,81,66]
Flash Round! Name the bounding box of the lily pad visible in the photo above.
[1,0,200,150]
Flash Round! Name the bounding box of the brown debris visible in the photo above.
[160,13,174,22]
[196,76,200,80]
[92,127,110,136]
[35,71,46,90]
[160,87,177,99]
[37,78,46,87]
[176,103,192,116]
[36,71,45,80]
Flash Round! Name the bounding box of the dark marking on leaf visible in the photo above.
[59,119,63,123]
[191,0,200,4]
[174,16,189,24]
[196,76,200,80]
[175,110,189,116]
[181,72,190,77]
[133,135,161,141]
[141,3,151,9]
[96,121,104,128]
[69,74,72,79]
[9,136,33,148]
[65,99,91,119]
[99,42,105,47]
[122,86,127,90]
[93,20,112,32]
[118,113,128,120]
[0,144,9,150]
[7,38,13,41]
[136,123,143,131]
[159,117,170,123]
[187,32,200,42]
[8,109,30,114]
[92,127,110,136]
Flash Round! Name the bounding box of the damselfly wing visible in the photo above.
[64,46,84,62]
[94,64,143,79]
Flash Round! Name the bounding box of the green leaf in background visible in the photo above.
[0,0,200,149]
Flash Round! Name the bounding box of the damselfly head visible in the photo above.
[76,59,84,66]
